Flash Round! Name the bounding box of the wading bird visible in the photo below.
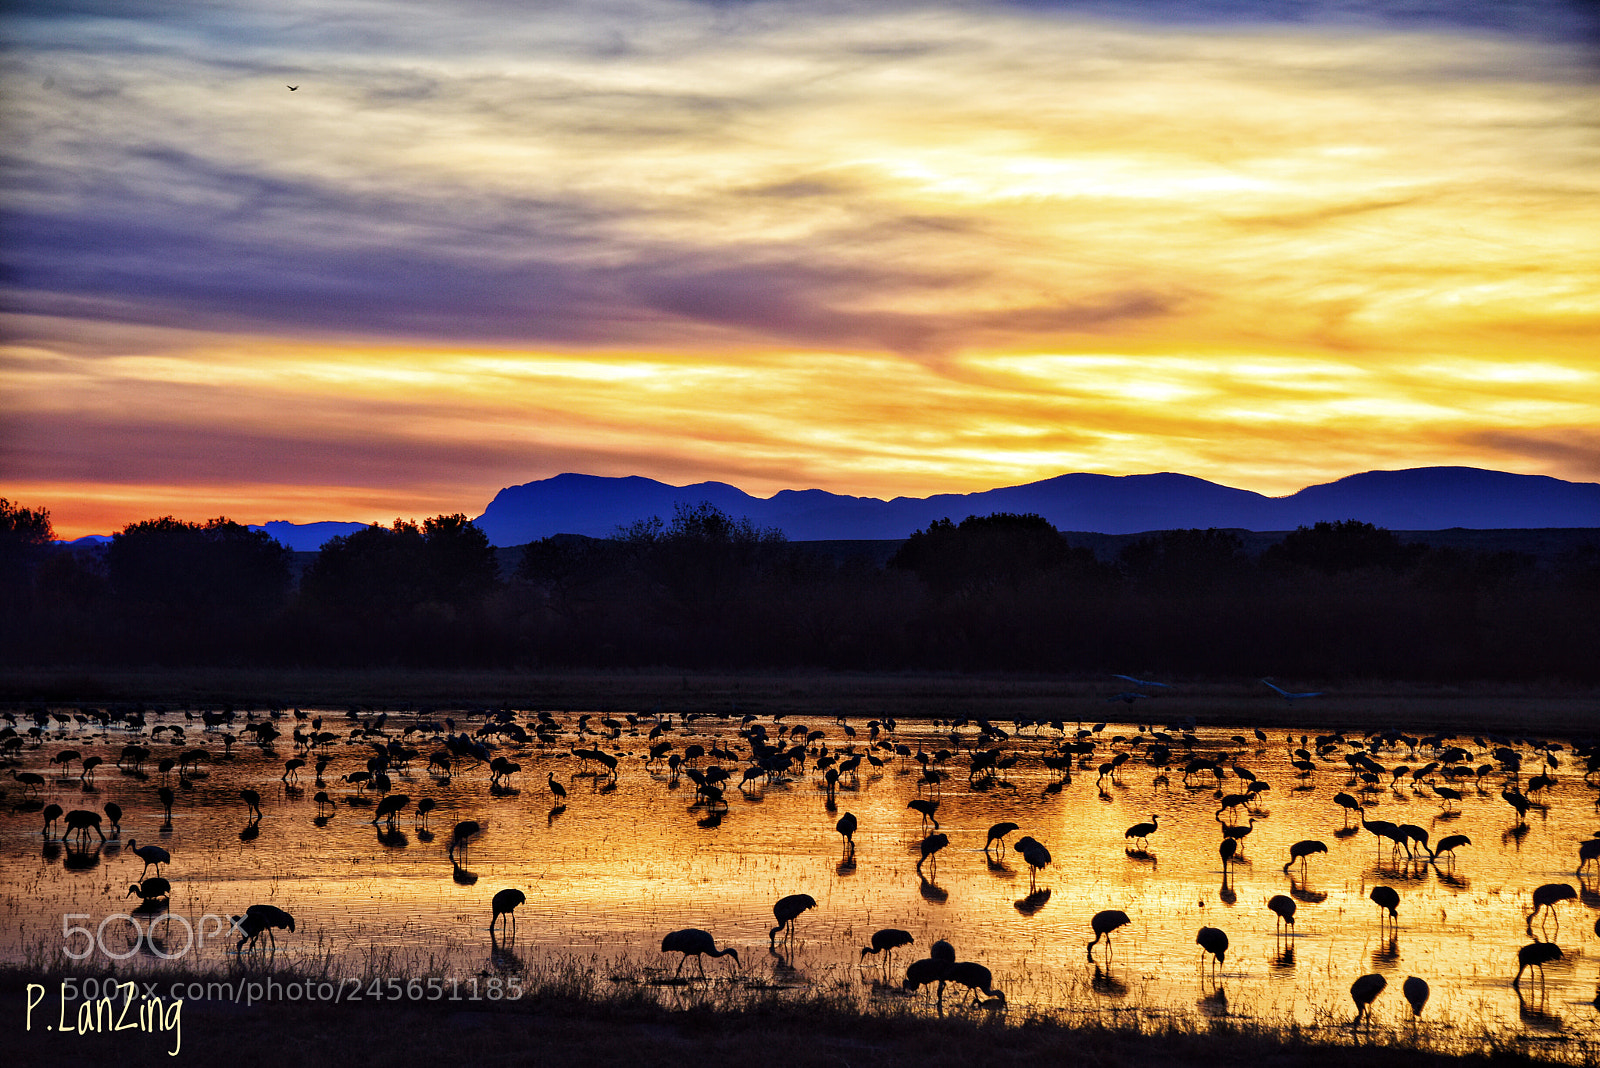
[1283,840,1328,874]
[984,822,1019,853]
[1125,815,1158,850]
[908,799,940,830]
[240,789,263,819]
[1527,883,1577,936]
[661,928,738,977]
[860,928,914,976]
[1371,886,1400,929]
[943,961,1005,1006]
[127,877,172,907]
[1267,895,1296,934]
[1197,927,1228,976]
[1351,973,1387,1026]
[836,812,857,853]
[917,832,949,876]
[1403,976,1429,1018]
[1014,835,1051,889]
[235,904,295,953]
[1087,909,1130,961]
[770,893,817,945]
[1514,941,1563,989]
[490,888,524,936]
[125,838,170,878]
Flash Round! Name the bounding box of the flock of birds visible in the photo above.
[7,679,1600,1030]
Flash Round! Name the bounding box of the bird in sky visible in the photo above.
[287,85,299,91]
[1113,674,1169,689]
[1262,678,1324,700]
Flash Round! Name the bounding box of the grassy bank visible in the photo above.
[2,666,1598,736]
[5,955,1592,1068]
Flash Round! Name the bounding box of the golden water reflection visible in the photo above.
[5,707,1600,1045]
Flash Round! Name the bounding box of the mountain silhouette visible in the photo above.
[470,467,1600,546]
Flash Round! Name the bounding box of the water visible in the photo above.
[5,706,1599,1048]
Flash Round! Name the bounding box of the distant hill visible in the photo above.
[472,467,1600,546]
[250,521,369,552]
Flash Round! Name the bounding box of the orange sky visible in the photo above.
[2,2,1597,539]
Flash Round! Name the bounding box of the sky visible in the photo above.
[2,0,1598,539]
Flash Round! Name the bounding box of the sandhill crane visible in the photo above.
[860,928,913,977]
[371,793,410,827]
[1013,836,1051,889]
[127,877,172,907]
[1351,973,1387,1026]
[448,820,480,861]
[282,758,304,783]
[1578,838,1600,875]
[415,797,436,826]
[1371,886,1400,929]
[1220,817,1257,854]
[917,832,949,876]
[1267,894,1296,934]
[1197,926,1228,976]
[943,961,1004,1006]
[1513,941,1563,988]
[770,893,816,945]
[1502,789,1531,827]
[240,790,263,819]
[490,888,524,936]
[1283,839,1328,874]
[235,904,295,952]
[40,803,62,837]
[158,786,175,823]
[836,812,857,853]
[9,769,44,793]
[103,801,121,833]
[1432,834,1471,864]
[62,810,105,847]
[903,957,952,1002]
[125,838,170,878]
[1087,909,1130,961]
[1125,815,1158,850]
[313,791,332,815]
[661,928,739,976]
[984,822,1019,853]
[1527,883,1577,936]
[1333,792,1361,827]
[908,799,940,830]
[1403,976,1429,1018]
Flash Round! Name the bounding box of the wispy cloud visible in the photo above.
[2,0,1598,535]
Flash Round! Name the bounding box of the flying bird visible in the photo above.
[287,85,299,90]
[1262,678,1324,701]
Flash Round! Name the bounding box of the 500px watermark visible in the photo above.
[61,912,243,961]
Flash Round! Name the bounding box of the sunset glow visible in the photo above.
[2,1,1597,538]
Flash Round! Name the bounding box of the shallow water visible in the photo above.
[5,705,1600,1048]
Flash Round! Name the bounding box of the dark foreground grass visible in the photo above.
[4,666,1599,736]
[5,957,1594,1068]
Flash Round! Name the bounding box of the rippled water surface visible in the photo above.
[6,704,1600,1048]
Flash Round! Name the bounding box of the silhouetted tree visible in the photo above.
[421,513,499,606]
[890,512,1093,594]
[107,517,290,612]
[1263,519,1421,573]
[1119,528,1247,593]
[0,497,54,596]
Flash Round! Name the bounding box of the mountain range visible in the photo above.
[61,466,1596,549]
[467,466,1600,548]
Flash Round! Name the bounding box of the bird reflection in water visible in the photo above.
[375,826,408,848]
[239,818,261,842]
[1014,888,1050,916]
[489,930,523,974]
[919,875,948,904]
[1271,943,1296,971]
[1091,965,1127,998]
[836,852,856,877]
[1372,934,1400,966]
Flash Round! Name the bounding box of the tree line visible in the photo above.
[2,497,1596,681]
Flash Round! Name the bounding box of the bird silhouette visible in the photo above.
[1403,975,1429,1018]
[1283,839,1328,874]
[769,893,816,945]
[1432,833,1471,863]
[287,85,298,90]
[1333,791,1361,827]
[157,786,175,823]
[40,803,62,837]
[62,809,105,846]
[103,801,121,833]
[1087,909,1130,961]
[1219,837,1237,872]
[903,957,952,1001]
[371,793,410,827]
[1262,678,1323,700]
[1013,835,1051,890]
[1351,973,1387,1026]
[1513,941,1563,988]
[240,790,263,819]
[124,838,170,878]
[1124,815,1158,850]
[984,821,1019,853]
[1527,883,1577,936]
[1267,894,1296,934]
[907,798,940,830]
[1197,926,1228,975]
[836,812,857,853]
[860,928,914,977]
[917,832,949,876]
[1371,885,1400,928]
[235,904,295,952]
[943,961,1005,1006]
[490,888,525,936]
[661,928,739,976]
[448,820,481,861]
[127,877,172,907]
